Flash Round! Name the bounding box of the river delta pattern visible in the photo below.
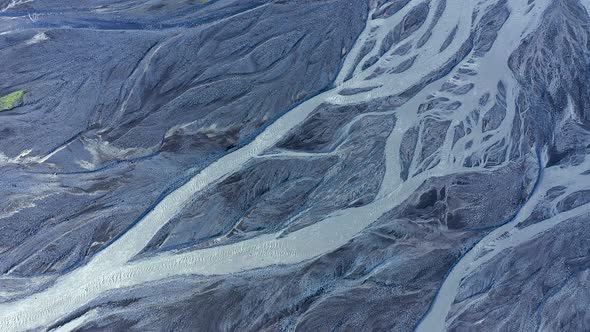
[0,0,590,331]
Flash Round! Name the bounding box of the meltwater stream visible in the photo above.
[0,1,476,329]
[416,153,590,332]
[0,0,578,330]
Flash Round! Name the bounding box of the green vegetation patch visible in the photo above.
[0,90,25,111]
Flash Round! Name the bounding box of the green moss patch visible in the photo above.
[0,90,25,111]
